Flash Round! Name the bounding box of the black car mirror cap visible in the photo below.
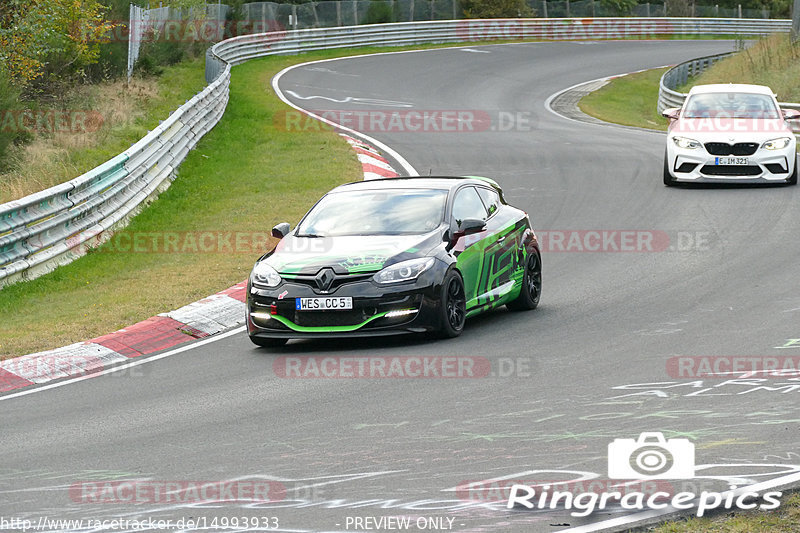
[272,222,291,239]
[458,218,487,236]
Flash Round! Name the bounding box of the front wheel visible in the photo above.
[249,336,288,348]
[436,269,466,338]
[507,251,542,311]
[663,152,675,187]
[787,159,798,185]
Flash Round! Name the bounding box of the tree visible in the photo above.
[0,0,117,91]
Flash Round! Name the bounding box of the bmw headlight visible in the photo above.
[373,258,435,285]
[672,136,701,149]
[762,137,792,150]
[251,262,282,287]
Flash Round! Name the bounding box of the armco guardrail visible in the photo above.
[0,17,791,287]
[657,52,733,112]
[0,67,231,286]
[658,50,800,113]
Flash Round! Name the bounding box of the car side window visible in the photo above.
[476,187,500,218]
[452,186,488,226]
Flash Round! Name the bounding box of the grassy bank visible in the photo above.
[578,67,669,131]
[685,34,800,102]
[0,58,208,203]
[650,493,800,532]
[0,52,362,358]
[578,34,800,130]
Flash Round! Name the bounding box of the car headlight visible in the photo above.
[762,137,792,150]
[373,258,435,285]
[672,136,701,149]
[251,262,282,287]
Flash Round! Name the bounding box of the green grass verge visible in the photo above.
[650,493,800,532]
[0,52,362,358]
[578,67,669,131]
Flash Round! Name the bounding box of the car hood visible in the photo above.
[264,231,443,275]
[669,118,793,142]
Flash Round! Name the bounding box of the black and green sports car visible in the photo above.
[246,176,541,347]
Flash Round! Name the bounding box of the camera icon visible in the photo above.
[608,432,695,479]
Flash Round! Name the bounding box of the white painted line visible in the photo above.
[0,326,245,402]
[272,52,421,177]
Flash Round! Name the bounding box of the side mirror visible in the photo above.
[458,218,487,236]
[661,107,680,120]
[272,222,291,239]
[782,109,800,120]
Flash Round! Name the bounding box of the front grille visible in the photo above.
[704,142,759,156]
[765,163,788,174]
[700,165,762,176]
[286,273,374,293]
[675,162,698,173]
[292,309,374,327]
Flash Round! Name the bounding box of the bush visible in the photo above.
[461,0,535,18]
[0,71,30,172]
[362,1,395,24]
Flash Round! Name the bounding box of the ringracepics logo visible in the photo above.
[507,432,782,517]
[608,432,694,479]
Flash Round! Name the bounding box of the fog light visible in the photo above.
[385,309,418,318]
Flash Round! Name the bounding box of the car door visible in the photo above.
[450,186,491,310]
[474,185,518,300]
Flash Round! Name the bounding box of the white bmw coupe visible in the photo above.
[662,84,799,186]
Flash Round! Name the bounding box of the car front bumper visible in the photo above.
[667,141,797,183]
[246,274,444,339]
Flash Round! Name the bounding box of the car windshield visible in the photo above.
[683,92,780,119]
[296,188,448,237]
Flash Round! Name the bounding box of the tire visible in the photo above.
[436,269,466,338]
[663,152,675,187]
[787,159,798,185]
[249,336,288,348]
[507,251,542,311]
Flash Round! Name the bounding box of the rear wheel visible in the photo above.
[507,251,542,311]
[249,336,288,348]
[436,269,466,338]
[663,152,675,187]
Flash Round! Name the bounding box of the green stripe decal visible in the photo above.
[269,311,390,333]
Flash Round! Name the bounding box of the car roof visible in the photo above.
[687,83,775,96]
[331,176,502,194]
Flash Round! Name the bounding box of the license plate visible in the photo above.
[715,157,749,165]
[295,297,353,311]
